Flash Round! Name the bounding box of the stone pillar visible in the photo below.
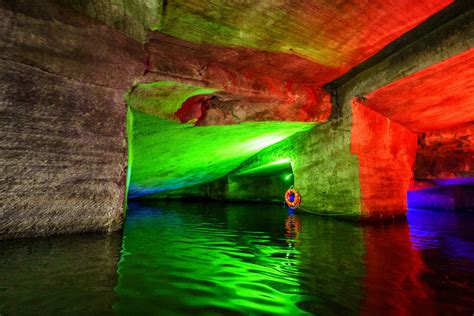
[350,98,417,221]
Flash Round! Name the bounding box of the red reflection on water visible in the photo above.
[362,224,435,315]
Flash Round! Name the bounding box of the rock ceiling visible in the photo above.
[156,0,452,84]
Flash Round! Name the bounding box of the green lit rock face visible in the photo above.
[155,1,336,66]
[126,81,217,121]
[127,109,315,199]
[230,120,362,217]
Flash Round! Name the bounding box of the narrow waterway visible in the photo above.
[1,201,473,315]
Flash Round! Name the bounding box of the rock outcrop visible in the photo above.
[0,1,145,239]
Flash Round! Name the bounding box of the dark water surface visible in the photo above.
[1,202,473,315]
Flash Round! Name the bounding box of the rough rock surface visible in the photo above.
[214,119,362,218]
[415,123,474,180]
[326,8,474,220]
[0,2,144,239]
[362,48,474,132]
[58,0,161,42]
[2,0,161,43]
[194,90,331,125]
[351,99,417,219]
[156,0,451,75]
[143,33,332,123]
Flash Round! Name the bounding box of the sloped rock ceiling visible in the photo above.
[156,0,452,84]
[49,0,454,89]
[361,48,474,133]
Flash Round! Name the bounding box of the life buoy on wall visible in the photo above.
[285,188,301,209]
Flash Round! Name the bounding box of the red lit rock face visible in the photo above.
[144,0,453,126]
[415,122,474,180]
[351,99,418,218]
[192,88,331,126]
[158,0,452,78]
[145,33,334,93]
[145,33,332,124]
[362,49,474,133]
[175,95,209,124]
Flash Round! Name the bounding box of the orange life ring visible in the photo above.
[285,188,301,209]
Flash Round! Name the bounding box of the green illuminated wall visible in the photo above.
[127,107,315,199]
[229,120,362,217]
[125,80,359,217]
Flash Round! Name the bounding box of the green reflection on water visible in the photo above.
[114,201,365,315]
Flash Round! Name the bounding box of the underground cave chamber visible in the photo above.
[1,0,473,314]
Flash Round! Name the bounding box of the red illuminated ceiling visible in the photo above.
[145,33,334,123]
[146,1,455,88]
[143,1,455,124]
[362,48,474,132]
[145,32,339,94]
[159,0,453,86]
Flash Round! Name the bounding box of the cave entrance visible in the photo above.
[225,159,294,204]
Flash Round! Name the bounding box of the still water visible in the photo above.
[0,201,473,315]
